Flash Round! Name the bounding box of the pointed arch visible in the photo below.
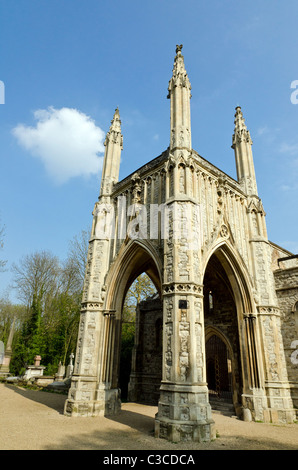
[98,239,162,391]
[205,326,238,408]
[203,240,262,405]
[104,239,162,314]
[203,239,255,315]
[205,326,233,356]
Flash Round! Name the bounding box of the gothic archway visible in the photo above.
[102,240,163,403]
[105,239,162,313]
[203,244,259,417]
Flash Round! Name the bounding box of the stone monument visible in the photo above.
[64,45,297,442]
[23,355,45,381]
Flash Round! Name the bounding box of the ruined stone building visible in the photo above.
[64,45,298,443]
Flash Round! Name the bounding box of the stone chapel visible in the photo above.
[64,45,298,443]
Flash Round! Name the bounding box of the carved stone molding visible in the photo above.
[81,302,103,312]
[257,306,280,316]
[163,282,203,296]
[219,224,229,239]
[243,313,258,320]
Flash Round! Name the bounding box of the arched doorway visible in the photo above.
[103,240,163,406]
[203,247,249,416]
[119,272,162,403]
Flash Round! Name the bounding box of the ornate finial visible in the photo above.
[111,107,121,127]
[234,106,246,131]
[169,44,190,94]
[104,107,123,148]
[232,105,252,148]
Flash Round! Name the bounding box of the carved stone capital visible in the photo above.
[163,282,203,297]
[81,302,103,312]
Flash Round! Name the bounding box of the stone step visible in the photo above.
[209,398,235,416]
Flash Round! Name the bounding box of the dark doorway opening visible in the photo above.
[206,334,232,401]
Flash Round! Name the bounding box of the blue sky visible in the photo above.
[0,0,298,302]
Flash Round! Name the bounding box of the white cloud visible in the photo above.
[279,142,298,156]
[257,126,270,136]
[12,107,105,183]
[280,183,298,191]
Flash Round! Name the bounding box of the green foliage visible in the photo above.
[5,231,158,390]
[8,230,88,376]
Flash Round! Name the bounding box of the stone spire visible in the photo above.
[168,45,192,151]
[232,106,258,196]
[100,108,123,197]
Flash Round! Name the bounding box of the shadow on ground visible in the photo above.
[40,426,298,451]
[3,384,298,451]
[107,408,156,435]
[4,383,66,414]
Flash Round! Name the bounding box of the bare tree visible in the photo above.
[11,250,60,307]
[67,228,90,286]
[0,298,26,344]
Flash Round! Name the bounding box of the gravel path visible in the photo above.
[0,383,297,451]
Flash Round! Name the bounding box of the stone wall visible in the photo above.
[128,297,163,404]
[274,255,298,412]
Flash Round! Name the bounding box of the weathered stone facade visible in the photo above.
[271,246,298,411]
[64,45,297,442]
[128,296,163,405]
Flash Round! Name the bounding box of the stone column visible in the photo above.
[258,307,296,423]
[155,283,215,442]
[65,108,123,417]
[64,306,103,416]
[155,45,215,442]
[239,312,268,422]
[155,198,214,442]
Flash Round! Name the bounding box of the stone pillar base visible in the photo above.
[154,383,216,443]
[155,416,215,443]
[242,384,296,424]
[64,376,121,417]
[241,390,268,422]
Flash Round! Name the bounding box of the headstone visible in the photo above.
[55,361,65,381]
